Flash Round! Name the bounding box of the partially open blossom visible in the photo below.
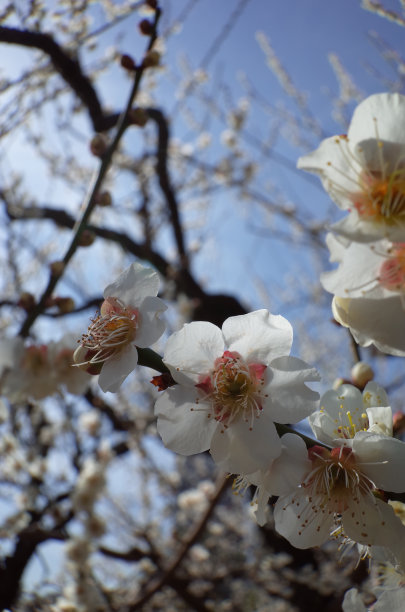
[74,263,166,393]
[155,309,320,474]
[332,294,405,356]
[274,433,405,550]
[298,93,405,243]
[309,381,392,445]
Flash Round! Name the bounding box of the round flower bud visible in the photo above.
[50,261,65,277]
[18,292,36,311]
[95,191,112,207]
[128,107,148,127]
[139,19,153,35]
[142,50,160,68]
[55,297,75,314]
[120,54,136,71]
[90,134,108,157]
[351,361,374,388]
[78,230,96,247]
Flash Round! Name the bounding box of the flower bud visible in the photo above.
[95,191,112,207]
[55,297,75,314]
[78,230,96,247]
[142,49,160,68]
[145,0,158,9]
[50,261,65,277]
[139,19,153,35]
[351,361,374,388]
[128,107,149,127]
[120,54,136,71]
[18,292,36,311]
[90,134,108,157]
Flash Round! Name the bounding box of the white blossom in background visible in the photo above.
[0,335,89,401]
[332,294,405,356]
[298,93,405,243]
[274,432,405,550]
[309,381,392,445]
[155,309,320,474]
[74,262,167,392]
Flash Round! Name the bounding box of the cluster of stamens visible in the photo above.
[195,350,267,431]
[283,446,379,540]
[74,297,138,373]
[326,128,405,230]
[320,403,369,439]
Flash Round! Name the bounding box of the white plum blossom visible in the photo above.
[310,381,392,445]
[0,335,89,401]
[332,294,405,356]
[155,309,320,474]
[274,431,405,551]
[298,93,405,243]
[74,262,166,392]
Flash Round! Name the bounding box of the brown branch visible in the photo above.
[147,108,188,267]
[0,25,118,132]
[5,202,247,326]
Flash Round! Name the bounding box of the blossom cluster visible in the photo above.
[299,93,405,355]
[2,94,405,611]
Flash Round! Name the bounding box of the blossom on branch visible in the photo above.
[154,309,320,474]
[298,93,405,243]
[274,431,405,551]
[74,262,166,393]
[310,381,392,445]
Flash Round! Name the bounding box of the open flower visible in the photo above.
[274,432,405,550]
[74,263,166,392]
[332,294,405,356]
[298,93,405,243]
[310,381,392,445]
[155,309,320,474]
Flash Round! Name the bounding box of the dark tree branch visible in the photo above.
[0,25,119,132]
[147,108,188,267]
[4,202,246,326]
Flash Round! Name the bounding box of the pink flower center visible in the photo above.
[354,170,405,225]
[74,297,138,372]
[195,350,267,430]
[379,244,405,291]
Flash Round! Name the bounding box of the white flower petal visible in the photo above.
[104,262,160,305]
[222,309,293,363]
[332,295,405,357]
[98,344,138,393]
[350,431,405,492]
[274,489,333,549]
[136,296,167,347]
[342,497,404,550]
[163,321,224,386]
[210,412,282,474]
[155,386,217,455]
[264,356,320,423]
